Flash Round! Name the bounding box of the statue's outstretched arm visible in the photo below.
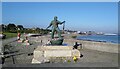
[58,21,65,25]
[47,22,52,29]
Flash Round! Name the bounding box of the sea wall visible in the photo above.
[81,41,118,53]
[37,34,118,53]
[64,39,118,53]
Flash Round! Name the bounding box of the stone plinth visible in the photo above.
[32,46,80,63]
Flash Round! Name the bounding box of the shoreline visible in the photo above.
[76,38,119,45]
[63,34,118,53]
[76,34,119,44]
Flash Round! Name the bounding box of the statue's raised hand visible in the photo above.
[63,21,65,23]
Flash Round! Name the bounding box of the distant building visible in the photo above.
[77,31,81,34]
[77,31,86,35]
[96,32,104,35]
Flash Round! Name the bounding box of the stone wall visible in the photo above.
[64,39,118,53]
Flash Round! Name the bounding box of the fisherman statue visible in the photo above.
[46,16,65,45]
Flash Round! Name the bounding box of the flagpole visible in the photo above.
[63,23,65,34]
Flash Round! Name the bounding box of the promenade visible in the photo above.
[1,34,118,67]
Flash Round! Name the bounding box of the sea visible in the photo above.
[77,35,120,44]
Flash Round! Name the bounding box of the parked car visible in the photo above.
[0,34,6,39]
[26,33,41,37]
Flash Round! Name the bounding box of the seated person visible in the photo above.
[17,33,21,40]
[73,42,80,49]
[46,40,51,45]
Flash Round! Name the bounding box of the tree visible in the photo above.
[0,24,2,32]
[7,23,17,33]
[17,25,24,30]
[0,24,7,32]
[17,25,24,33]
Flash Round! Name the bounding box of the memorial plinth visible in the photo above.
[32,46,80,63]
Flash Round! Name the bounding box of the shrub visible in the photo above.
[71,36,77,38]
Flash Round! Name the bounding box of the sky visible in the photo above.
[2,2,118,33]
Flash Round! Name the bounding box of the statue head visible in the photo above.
[54,16,58,21]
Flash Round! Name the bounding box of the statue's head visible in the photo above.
[54,16,58,21]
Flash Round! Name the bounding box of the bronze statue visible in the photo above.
[46,16,65,45]
[47,16,65,39]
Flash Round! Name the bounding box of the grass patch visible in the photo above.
[71,35,77,38]
[4,32,17,39]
